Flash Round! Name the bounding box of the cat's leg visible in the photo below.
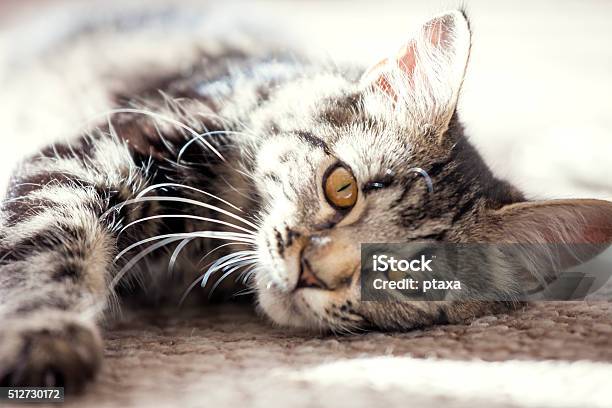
[0,132,164,391]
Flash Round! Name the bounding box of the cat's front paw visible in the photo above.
[0,312,103,393]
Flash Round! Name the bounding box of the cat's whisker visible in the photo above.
[407,167,434,193]
[240,266,258,285]
[168,238,194,276]
[136,182,244,213]
[196,242,250,270]
[151,119,178,156]
[177,130,244,164]
[177,241,253,306]
[202,252,258,279]
[192,111,257,140]
[115,231,256,263]
[208,260,257,299]
[119,214,255,236]
[114,231,256,290]
[95,108,226,162]
[111,236,183,289]
[179,274,207,306]
[220,257,258,275]
[162,157,195,169]
[200,252,258,288]
[103,196,258,230]
[232,288,257,297]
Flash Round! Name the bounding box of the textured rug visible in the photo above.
[5,302,607,408]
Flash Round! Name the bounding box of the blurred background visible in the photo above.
[0,0,611,201]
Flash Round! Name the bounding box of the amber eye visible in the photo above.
[324,165,358,209]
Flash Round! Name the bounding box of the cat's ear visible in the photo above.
[487,199,612,288]
[360,10,471,131]
[491,199,612,247]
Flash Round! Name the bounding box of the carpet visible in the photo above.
[7,302,606,408]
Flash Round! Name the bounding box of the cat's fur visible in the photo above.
[1,8,612,392]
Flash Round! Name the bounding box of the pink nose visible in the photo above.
[297,234,358,290]
[296,254,328,290]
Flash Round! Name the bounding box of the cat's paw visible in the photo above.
[0,312,103,393]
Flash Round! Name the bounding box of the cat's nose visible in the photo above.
[297,256,329,290]
[296,234,359,290]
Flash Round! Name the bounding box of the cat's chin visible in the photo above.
[256,285,325,330]
[254,280,333,331]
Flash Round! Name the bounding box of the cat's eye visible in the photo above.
[323,165,358,209]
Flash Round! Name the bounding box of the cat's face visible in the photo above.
[251,11,475,331]
[252,109,459,331]
[250,10,612,331]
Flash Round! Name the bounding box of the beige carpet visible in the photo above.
[5,302,607,408]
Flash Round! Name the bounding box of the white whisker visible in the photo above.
[196,242,250,269]
[203,252,258,276]
[192,111,256,140]
[119,214,255,236]
[136,182,243,213]
[104,196,258,230]
[115,231,255,263]
[179,274,206,306]
[200,252,257,288]
[111,237,181,289]
[178,243,252,306]
[96,108,226,162]
[208,260,256,299]
[239,265,258,284]
[232,288,257,297]
[168,238,194,275]
[177,130,243,164]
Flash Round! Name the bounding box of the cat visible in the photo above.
[1,7,611,392]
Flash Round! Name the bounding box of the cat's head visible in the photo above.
[250,10,612,331]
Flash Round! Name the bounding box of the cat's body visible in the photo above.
[1,7,612,392]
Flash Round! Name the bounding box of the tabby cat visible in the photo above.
[1,8,611,392]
